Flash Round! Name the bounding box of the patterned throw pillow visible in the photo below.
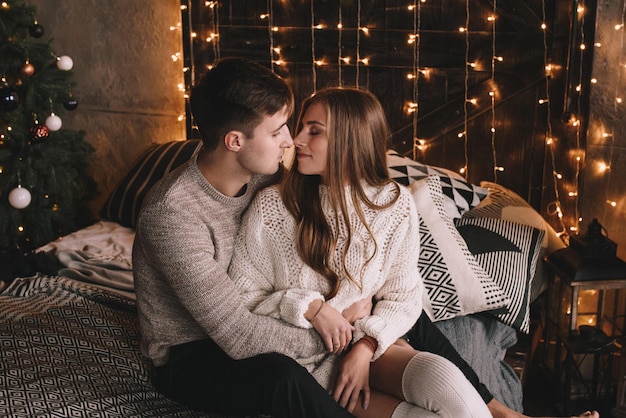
[410,176,509,322]
[464,181,565,303]
[100,140,202,228]
[387,150,488,219]
[455,217,545,333]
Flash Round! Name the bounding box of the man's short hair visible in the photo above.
[190,57,294,151]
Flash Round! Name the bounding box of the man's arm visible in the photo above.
[136,202,325,360]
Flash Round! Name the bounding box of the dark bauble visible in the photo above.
[29,23,44,38]
[0,87,19,111]
[63,97,78,111]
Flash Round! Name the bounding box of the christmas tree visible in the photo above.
[0,1,96,273]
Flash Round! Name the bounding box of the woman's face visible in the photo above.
[294,101,329,182]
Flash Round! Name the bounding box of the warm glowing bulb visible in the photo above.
[595,42,602,47]
[591,78,598,83]
[408,5,415,11]
[487,15,495,22]
[608,200,617,207]
[616,24,625,30]
[576,84,582,92]
[459,27,466,33]
[541,23,547,30]
[598,162,610,171]
[459,167,466,174]
[495,166,504,172]
[458,132,465,138]
[260,13,269,19]
[546,137,553,145]
[272,26,279,32]
[467,98,477,104]
[337,23,343,29]
[360,27,369,35]
[315,24,325,29]
[580,43,586,50]
[617,97,623,104]
[407,73,416,79]
[360,58,370,65]
[538,99,548,104]
[577,6,584,13]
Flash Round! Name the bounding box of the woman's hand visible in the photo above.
[305,300,354,354]
[332,338,376,413]
[342,295,373,324]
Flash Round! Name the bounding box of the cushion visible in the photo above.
[100,140,202,228]
[464,181,565,302]
[455,217,545,333]
[387,150,488,219]
[409,175,509,322]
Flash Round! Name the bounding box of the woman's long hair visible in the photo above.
[281,87,400,299]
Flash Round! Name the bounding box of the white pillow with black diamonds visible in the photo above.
[454,217,545,333]
[387,150,488,219]
[409,175,509,322]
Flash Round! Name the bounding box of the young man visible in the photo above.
[133,57,355,418]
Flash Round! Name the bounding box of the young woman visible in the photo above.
[229,86,600,418]
[228,86,493,418]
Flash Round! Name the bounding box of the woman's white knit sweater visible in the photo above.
[133,154,325,367]
[229,182,423,389]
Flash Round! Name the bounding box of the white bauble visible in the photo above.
[8,186,31,209]
[45,113,62,131]
[57,55,74,71]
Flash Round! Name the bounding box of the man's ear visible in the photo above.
[224,131,243,151]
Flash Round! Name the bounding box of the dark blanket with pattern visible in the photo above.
[0,274,521,417]
[0,275,238,418]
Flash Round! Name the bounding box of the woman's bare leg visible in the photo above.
[370,344,492,418]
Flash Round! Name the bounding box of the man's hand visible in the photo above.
[342,295,373,324]
[332,338,375,412]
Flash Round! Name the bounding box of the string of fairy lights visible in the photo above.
[183,0,623,240]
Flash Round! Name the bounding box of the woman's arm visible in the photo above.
[352,188,424,360]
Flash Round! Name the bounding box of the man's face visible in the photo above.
[238,105,293,175]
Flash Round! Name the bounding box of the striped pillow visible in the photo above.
[455,217,545,333]
[100,140,202,228]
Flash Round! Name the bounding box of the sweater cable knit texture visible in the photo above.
[229,183,424,389]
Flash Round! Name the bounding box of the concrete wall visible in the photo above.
[30,0,185,216]
[582,0,626,258]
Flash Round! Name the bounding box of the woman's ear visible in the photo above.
[224,131,243,151]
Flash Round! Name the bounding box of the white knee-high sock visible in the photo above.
[400,351,493,418]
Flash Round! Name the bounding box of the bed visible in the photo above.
[0,140,564,417]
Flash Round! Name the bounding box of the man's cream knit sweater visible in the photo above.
[133,154,325,367]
